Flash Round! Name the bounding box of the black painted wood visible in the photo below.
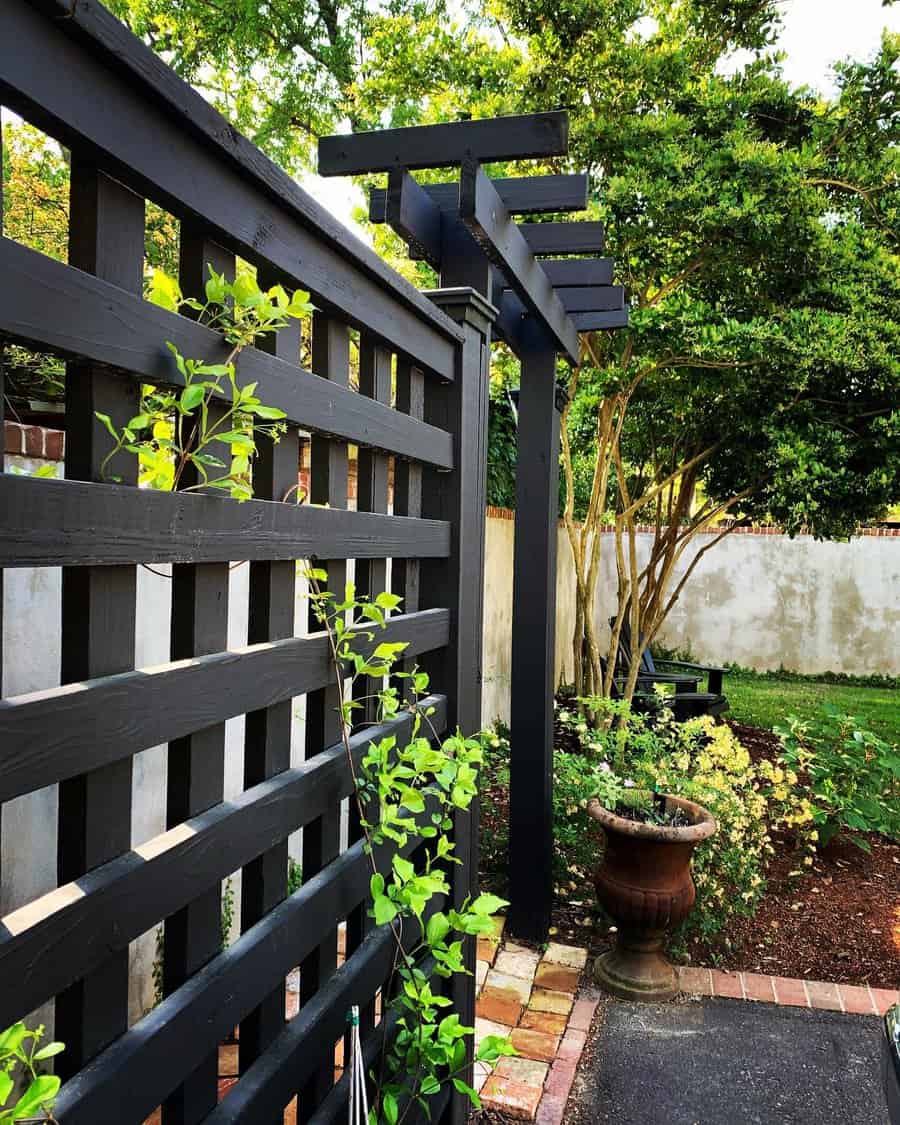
[56,160,144,1081]
[385,168,443,267]
[505,284,625,313]
[0,609,449,804]
[392,358,424,652]
[0,0,463,378]
[539,258,615,287]
[507,335,560,943]
[161,230,233,1125]
[570,308,630,331]
[0,472,450,567]
[519,220,606,255]
[419,289,494,1124]
[0,238,455,464]
[459,159,579,362]
[0,700,447,1037]
[348,334,393,1038]
[370,173,588,222]
[300,310,350,1118]
[239,275,300,1088]
[319,112,568,176]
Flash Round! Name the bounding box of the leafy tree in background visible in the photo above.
[8,0,896,701]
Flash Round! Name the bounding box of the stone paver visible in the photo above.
[481,1075,543,1120]
[519,1008,568,1036]
[485,969,534,1004]
[529,987,574,1016]
[495,948,542,980]
[510,1027,561,1063]
[534,961,581,994]
[543,942,588,970]
[477,989,523,1026]
[495,1055,550,1087]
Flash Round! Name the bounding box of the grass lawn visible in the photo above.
[726,672,900,744]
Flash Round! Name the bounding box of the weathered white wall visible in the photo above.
[481,514,900,725]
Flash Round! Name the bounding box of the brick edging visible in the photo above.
[677,966,898,1016]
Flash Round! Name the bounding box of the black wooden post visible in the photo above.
[507,327,562,942]
[420,287,494,1125]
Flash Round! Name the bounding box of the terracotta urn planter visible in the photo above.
[587,793,716,1001]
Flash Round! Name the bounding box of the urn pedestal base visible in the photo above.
[593,930,678,1002]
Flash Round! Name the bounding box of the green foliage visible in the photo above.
[99,265,312,498]
[287,858,303,896]
[0,1022,64,1123]
[776,706,900,848]
[485,384,517,510]
[304,569,512,1121]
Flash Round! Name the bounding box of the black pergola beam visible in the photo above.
[385,168,443,267]
[459,159,579,363]
[570,309,629,330]
[520,221,606,256]
[370,173,588,221]
[502,284,624,314]
[319,112,568,176]
[540,258,614,286]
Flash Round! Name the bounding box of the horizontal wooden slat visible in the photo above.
[460,161,578,362]
[0,238,454,466]
[0,0,462,378]
[0,699,447,1034]
[520,221,606,256]
[539,258,615,287]
[369,173,589,221]
[319,112,568,176]
[0,473,450,568]
[571,308,629,331]
[0,610,449,802]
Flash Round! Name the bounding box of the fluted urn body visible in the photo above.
[587,794,716,1001]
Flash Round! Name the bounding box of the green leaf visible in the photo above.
[420,1075,441,1097]
[33,1041,65,1062]
[12,1074,60,1118]
[425,912,451,946]
[0,1072,12,1107]
[470,893,508,916]
[0,1025,27,1054]
[370,872,385,899]
[94,411,118,440]
[146,268,182,313]
[452,1078,481,1109]
[180,384,207,412]
[392,855,415,883]
[383,1091,399,1125]
[248,404,287,420]
[373,895,398,926]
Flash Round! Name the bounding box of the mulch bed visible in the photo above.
[480,717,900,993]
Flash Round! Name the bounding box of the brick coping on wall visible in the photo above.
[486,503,900,538]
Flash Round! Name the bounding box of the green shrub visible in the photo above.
[556,700,815,946]
[775,705,900,849]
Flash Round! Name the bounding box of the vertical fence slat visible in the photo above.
[56,160,144,1080]
[346,335,392,1038]
[298,311,351,1118]
[392,359,424,631]
[163,229,234,1125]
[238,272,301,1095]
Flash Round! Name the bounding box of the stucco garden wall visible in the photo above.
[481,508,900,725]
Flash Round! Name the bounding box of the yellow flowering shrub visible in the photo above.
[557,700,817,947]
